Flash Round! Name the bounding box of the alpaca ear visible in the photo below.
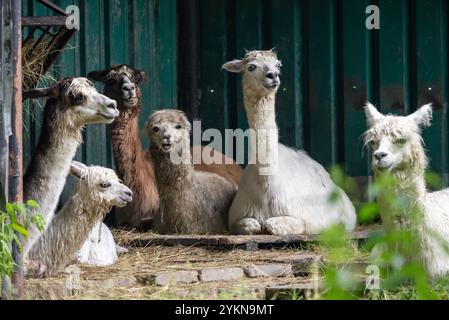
[70,161,88,179]
[222,60,243,73]
[23,83,60,100]
[364,102,384,127]
[408,103,433,128]
[87,69,108,82]
[133,70,148,84]
[70,164,83,179]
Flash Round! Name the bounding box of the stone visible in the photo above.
[198,267,244,282]
[244,264,292,278]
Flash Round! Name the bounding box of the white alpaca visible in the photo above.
[364,102,449,278]
[76,221,128,266]
[223,50,356,235]
[28,161,132,276]
[23,78,118,257]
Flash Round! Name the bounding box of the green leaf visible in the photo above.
[11,223,29,237]
[26,199,39,209]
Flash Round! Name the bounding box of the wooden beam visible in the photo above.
[22,16,67,27]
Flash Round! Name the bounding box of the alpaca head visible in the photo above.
[23,77,119,127]
[222,50,281,97]
[145,109,191,153]
[70,161,133,208]
[87,64,147,109]
[363,102,432,174]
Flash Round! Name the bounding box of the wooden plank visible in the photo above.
[21,16,67,27]
[123,227,376,249]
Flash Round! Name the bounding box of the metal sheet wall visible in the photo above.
[179,0,449,185]
[22,0,449,196]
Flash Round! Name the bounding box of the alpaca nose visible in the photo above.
[124,189,132,197]
[266,72,278,80]
[122,83,135,94]
[106,101,117,109]
[374,151,388,160]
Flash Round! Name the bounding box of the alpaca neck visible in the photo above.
[375,167,427,229]
[151,141,193,194]
[111,105,146,184]
[243,91,279,173]
[23,101,82,256]
[29,188,110,275]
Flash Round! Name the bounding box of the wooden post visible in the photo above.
[9,0,23,299]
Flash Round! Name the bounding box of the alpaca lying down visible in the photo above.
[28,161,132,276]
[146,109,237,234]
[76,221,128,266]
[223,50,356,235]
[364,102,449,278]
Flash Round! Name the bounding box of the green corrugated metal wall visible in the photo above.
[22,0,449,201]
[178,0,449,184]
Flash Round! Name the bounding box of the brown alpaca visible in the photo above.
[88,65,242,228]
[145,110,236,234]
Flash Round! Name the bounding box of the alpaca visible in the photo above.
[364,102,449,278]
[223,50,356,235]
[22,78,118,257]
[28,161,132,276]
[76,220,128,267]
[88,65,242,228]
[145,110,237,234]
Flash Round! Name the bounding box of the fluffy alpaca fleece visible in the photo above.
[223,50,356,235]
[88,65,242,228]
[23,78,118,257]
[28,162,132,276]
[364,102,449,278]
[145,110,236,234]
[76,221,128,266]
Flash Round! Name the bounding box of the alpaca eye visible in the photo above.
[72,94,85,105]
[100,182,111,188]
[106,77,116,85]
[276,63,282,69]
[247,64,256,72]
[152,127,160,133]
[175,124,182,129]
[394,138,407,145]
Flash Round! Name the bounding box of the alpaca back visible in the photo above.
[192,145,243,186]
[229,144,356,233]
[418,189,449,276]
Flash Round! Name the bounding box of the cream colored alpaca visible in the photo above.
[23,78,118,257]
[28,162,132,276]
[364,102,449,278]
[223,50,356,235]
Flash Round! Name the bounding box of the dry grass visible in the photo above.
[22,38,58,91]
[24,229,324,300]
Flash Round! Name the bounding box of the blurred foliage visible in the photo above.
[0,200,44,278]
[288,165,449,300]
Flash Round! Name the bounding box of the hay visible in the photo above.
[25,239,322,300]
[22,38,59,91]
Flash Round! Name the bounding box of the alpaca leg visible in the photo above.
[116,245,128,254]
[231,218,262,235]
[264,216,305,235]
